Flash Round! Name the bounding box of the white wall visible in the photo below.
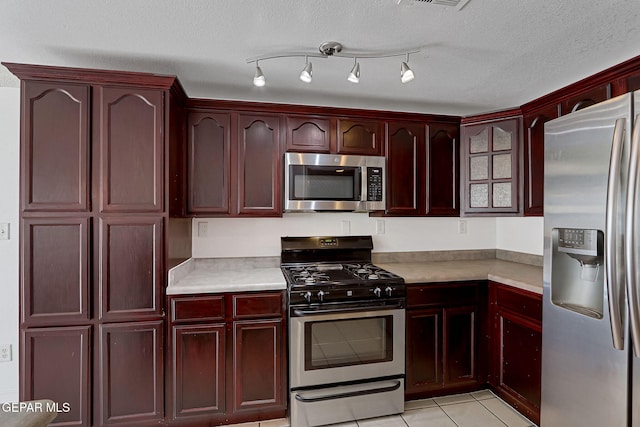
[192,214,497,257]
[0,87,20,403]
[496,217,544,255]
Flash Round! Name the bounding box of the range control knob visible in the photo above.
[385,286,393,297]
[317,290,328,302]
[373,287,382,298]
[303,291,312,302]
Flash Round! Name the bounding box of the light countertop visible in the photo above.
[167,256,542,296]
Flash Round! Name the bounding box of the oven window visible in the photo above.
[304,315,393,370]
[290,165,361,200]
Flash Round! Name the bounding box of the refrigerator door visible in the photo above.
[542,94,631,427]
[632,90,640,427]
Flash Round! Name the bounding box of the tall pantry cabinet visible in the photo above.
[6,63,188,427]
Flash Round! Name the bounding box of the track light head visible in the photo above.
[400,61,414,83]
[253,63,266,87]
[300,59,313,83]
[347,61,360,83]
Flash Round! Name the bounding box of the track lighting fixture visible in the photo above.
[253,61,265,87]
[400,53,415,84]
[347,58,360,83]
[246,41,419,87]
[300,56,313,83]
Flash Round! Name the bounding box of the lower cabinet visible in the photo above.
[488,281,542,425]
[168,291,287,426]
[405,282,485,399]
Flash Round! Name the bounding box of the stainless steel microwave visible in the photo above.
[284,152,386,212]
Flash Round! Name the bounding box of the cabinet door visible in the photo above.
[22,81,90,212]
[98,87,164,213]
[285,115,332,152]
[428,123,460,216]
[172,324,226,419]
[461,118,520,215]
[187,111,231,214]
[560,84,610,115]
[337,119,383,155]
[443,306,476,386]
[22,218,90,326]
[237,114,282,216]
[523,106,558,216]
[98,217,163,321]
[22,326,91,427]
[98,321,164,425]
[385,122,425,215]
[405,308,441,396]
[232,319,285,412]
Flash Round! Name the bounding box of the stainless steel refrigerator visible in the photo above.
[542,91,640,426]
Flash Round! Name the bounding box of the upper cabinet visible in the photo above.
[284,115,333,153]
[460,115,522,216]
[187,111,232,214]
[22,82,91,212]
[337,118,383,156]
[560,83,610,115]
[97,87,164,213]
[428,123,460,216]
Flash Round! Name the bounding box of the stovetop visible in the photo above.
[282,261,403,287]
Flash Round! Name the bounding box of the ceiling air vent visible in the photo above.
[397,0,470,10]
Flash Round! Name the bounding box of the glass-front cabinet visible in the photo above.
[461,115,522,215]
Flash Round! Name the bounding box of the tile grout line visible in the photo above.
[476,399,510,427]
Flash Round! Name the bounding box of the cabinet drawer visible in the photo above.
[407,283,478,308]
[495,286,541,322]
[171,296,225,323]
[233,292,283,320]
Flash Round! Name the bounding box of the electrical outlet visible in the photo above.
[0,344,11,362]
[197,221,208,237]
[376,220,385,235]
[0,223,9,240]
[341,220,351,235]
[458,219,467,234]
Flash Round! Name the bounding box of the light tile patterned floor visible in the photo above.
[221,390,537,427]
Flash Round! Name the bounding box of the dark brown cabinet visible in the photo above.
[385,122,425,215]
[97,87,164,213]
[522,105,558,216]
[560,84,611,115]
[22,326,92,427]
[98,321,165,425]
[237,114,282,216]
[187,111,232,214]
[337,118,383,155]
[7,64,183,427]
[405,282,483,399]
[285,115,332,153]
[461,115,522,215]
[428,123,460,216]
[22,82,91,212]
[488,281,542,425]
[167,291,287,426]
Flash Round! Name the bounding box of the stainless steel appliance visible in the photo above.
[284,152,385,212]
[542,91,640,426]
[281,236,405,427]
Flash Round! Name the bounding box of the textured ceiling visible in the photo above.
[1,0,640,115]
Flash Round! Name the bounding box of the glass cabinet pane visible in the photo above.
[470,156,489,180]
[493,182,512,207]
[493,127,512,151]
[469,128,489,153]
[470,184,489,208]
[493,154,512,179]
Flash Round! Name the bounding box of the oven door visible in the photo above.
[289,306,405,389]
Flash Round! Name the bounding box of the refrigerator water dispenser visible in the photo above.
[551,228,604,318]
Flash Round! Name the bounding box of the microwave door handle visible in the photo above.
[360,167,366,202]
[625,115,640,357]
[606,118,626,350]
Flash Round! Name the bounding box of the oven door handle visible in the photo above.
[294,380,402,403]
[292,301,404,317]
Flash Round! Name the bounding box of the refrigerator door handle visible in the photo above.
[607,118,626,350]
[625,114,640,357]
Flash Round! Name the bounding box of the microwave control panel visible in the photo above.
[367,167,383,201]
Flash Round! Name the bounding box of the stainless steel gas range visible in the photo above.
[281,236,406,427]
